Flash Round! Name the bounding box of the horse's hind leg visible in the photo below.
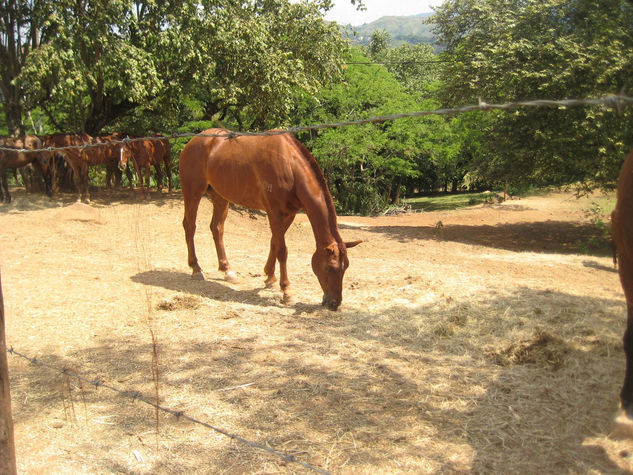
[264,213,296,290]
[207,189,237,283]
[0,170,9,203]
[622,304,633,418]
[154,161,164,192]
[182,187,205,280]
[620,254,633,418]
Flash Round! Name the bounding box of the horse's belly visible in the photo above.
[208,174,267,211]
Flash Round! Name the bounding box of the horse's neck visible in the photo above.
[297,177,340,248]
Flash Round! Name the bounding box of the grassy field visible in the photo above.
[405,191,499,211]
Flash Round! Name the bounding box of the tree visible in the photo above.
[431,0,633,190]
[7,0,361,135]
[296,48,454,214]
[17,0,161,134]
[367,29,390,59]
[0,0,57,135]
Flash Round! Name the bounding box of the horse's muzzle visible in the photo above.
[322,294,341,311]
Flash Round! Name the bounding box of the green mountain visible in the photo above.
[342,12,436,47]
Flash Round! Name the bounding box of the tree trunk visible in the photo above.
[4,87,25,136]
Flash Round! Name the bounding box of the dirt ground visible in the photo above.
[1,186,632,474]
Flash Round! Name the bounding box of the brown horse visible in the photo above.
[613,148,633,419]
[179,128,360,310]
[119,135,173,197]
[42,133,126,203]
[0,135,53,203]
[97,133,134,190]
[41,134,94,202]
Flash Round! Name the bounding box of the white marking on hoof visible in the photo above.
[192,271,205,281]
[264,276,277,288]
[225,270,238,283]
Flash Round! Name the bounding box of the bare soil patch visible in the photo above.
[1,187,631,474]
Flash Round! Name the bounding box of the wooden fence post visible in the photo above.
[0,271,17,474]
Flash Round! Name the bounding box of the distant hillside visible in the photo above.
[342,12,436,47]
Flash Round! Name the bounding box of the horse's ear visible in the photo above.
[345,240,362,249]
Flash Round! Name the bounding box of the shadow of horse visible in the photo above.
[131,269,323,314]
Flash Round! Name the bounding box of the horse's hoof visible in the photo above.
[616,407,633,425]
[264,276,277,288]
[225,270,238,283]
[282,293,296,306]
[192,271,205,281]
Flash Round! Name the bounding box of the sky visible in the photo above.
[323,0,442,26]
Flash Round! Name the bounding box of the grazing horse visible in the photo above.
[0,135,53,203]
[119,135,172,197]
[613,148,633,419]
[179,128,360,310]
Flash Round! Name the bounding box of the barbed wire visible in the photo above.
[1,94,632,154]
[7,347,331,475]
[345,59,453,65]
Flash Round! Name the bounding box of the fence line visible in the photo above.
[7,347,331,475]
[2,94,632,154]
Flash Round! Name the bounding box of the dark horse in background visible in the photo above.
[41,134,93,202]
[178,129,360,310]
[0,135,53,203]
[613,147,633,419]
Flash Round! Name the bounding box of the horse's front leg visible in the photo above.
[79,161,90,204]
[267,213,296,304]
[264,241,277,288]
[143,163,151,199]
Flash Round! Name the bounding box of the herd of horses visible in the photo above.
[0,133,172,204]
[4,126,633,421]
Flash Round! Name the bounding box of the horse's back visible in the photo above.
[180,129,300,211]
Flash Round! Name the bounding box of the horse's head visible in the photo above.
[119,142,133,170]
[312,240,361,310]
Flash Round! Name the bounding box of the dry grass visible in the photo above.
[1,187,632,474]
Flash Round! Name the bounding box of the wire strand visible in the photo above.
[2,94,631,154]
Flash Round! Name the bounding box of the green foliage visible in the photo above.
[577,200,616,254]
[296,48,454,214]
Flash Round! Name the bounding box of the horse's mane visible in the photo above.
[286,134,343,243]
